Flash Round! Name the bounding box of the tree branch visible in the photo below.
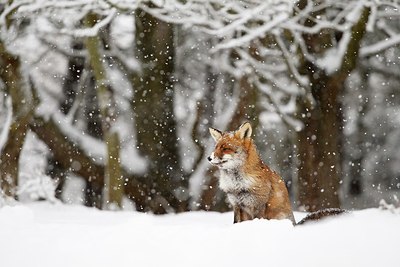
[340,6,371,74]
[30,115,148,209]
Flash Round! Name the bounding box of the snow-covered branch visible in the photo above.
[361,35,400,57]
[62,8,117,37]
[2,0,397,132]
[274,34,308,88]
[0,96,13,154]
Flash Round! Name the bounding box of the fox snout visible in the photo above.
[207,151,235,169]
[207,153,220,165]
[207,152,223,165]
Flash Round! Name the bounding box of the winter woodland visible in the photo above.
[1,0,400,214]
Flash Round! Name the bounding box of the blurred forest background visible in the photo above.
[0,0,399,213]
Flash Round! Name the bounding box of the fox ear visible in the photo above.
[236,122,252,139]
[209,127,222,142]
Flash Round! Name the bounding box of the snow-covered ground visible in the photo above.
[1,202,399,267]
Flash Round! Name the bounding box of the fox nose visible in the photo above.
[207,156,212,161]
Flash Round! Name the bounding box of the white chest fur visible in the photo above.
[219,170,253,193]
[219,170,256,208]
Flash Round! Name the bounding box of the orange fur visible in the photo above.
[208,122,295,225]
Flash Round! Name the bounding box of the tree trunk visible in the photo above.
[133,9,184,213]
[0,115,30,198]
[296,7,370,211]
[297,74,343,210]
[348,69,369,198]
[0,41,34,198]
[60,41,84,115]
[48,41,85,201]
[83,77,104,207]
[229,76,260,130]
[84,12,123,209]
[104,132,123,209]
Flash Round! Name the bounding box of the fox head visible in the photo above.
[207,122,253,170]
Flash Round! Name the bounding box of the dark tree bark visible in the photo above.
[296,7,370,211]
[56,40,103,207]
[60,41,84,115]
[0,41,35,198]
[85,12,123,209]
[197,66,219,211]
[82,77,104,208]
[133,9,185,213]
[347,69,369,197]
[48,41,86,202]
[46,155,66,200]
[229,76,260,130]
[297,73,344,210]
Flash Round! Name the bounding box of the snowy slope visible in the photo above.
[0,203,399,267]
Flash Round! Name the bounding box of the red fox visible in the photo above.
[208,122,344,225]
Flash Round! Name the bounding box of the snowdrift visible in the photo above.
[0,203,398,267]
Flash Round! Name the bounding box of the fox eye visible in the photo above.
[222,147,234,152]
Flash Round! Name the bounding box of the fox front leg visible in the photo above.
[255,204,267,219]
[234,206,241,223]
[233,206,252,223]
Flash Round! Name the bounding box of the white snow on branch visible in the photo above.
[59,8,117,37]
[366,2,377,32]
[139,2,221,30]
[275,34,308,88]
[316,30,351,74]
[254,77,303,131]
[346,0,364,23]
[0,97,13,154]
[202,2,273,36]
[52,111,106,164]
[51,112,146,175]
[360,35,400,57]
[103,0,138,10]
[213,13,289,51]
[0,0,31,28]
[16,0,97,13]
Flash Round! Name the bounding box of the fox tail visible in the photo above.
[296,208,347,226]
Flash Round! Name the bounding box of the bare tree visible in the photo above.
[84,11,124,209]
[0,3,37,198]
[132,8,186,213]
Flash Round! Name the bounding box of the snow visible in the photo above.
[1,202,399,267]
[59,8,117,38]
[360,35,400,57]
[316,30,351,74]
[214,12,289,51]
[0,96,12,154]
